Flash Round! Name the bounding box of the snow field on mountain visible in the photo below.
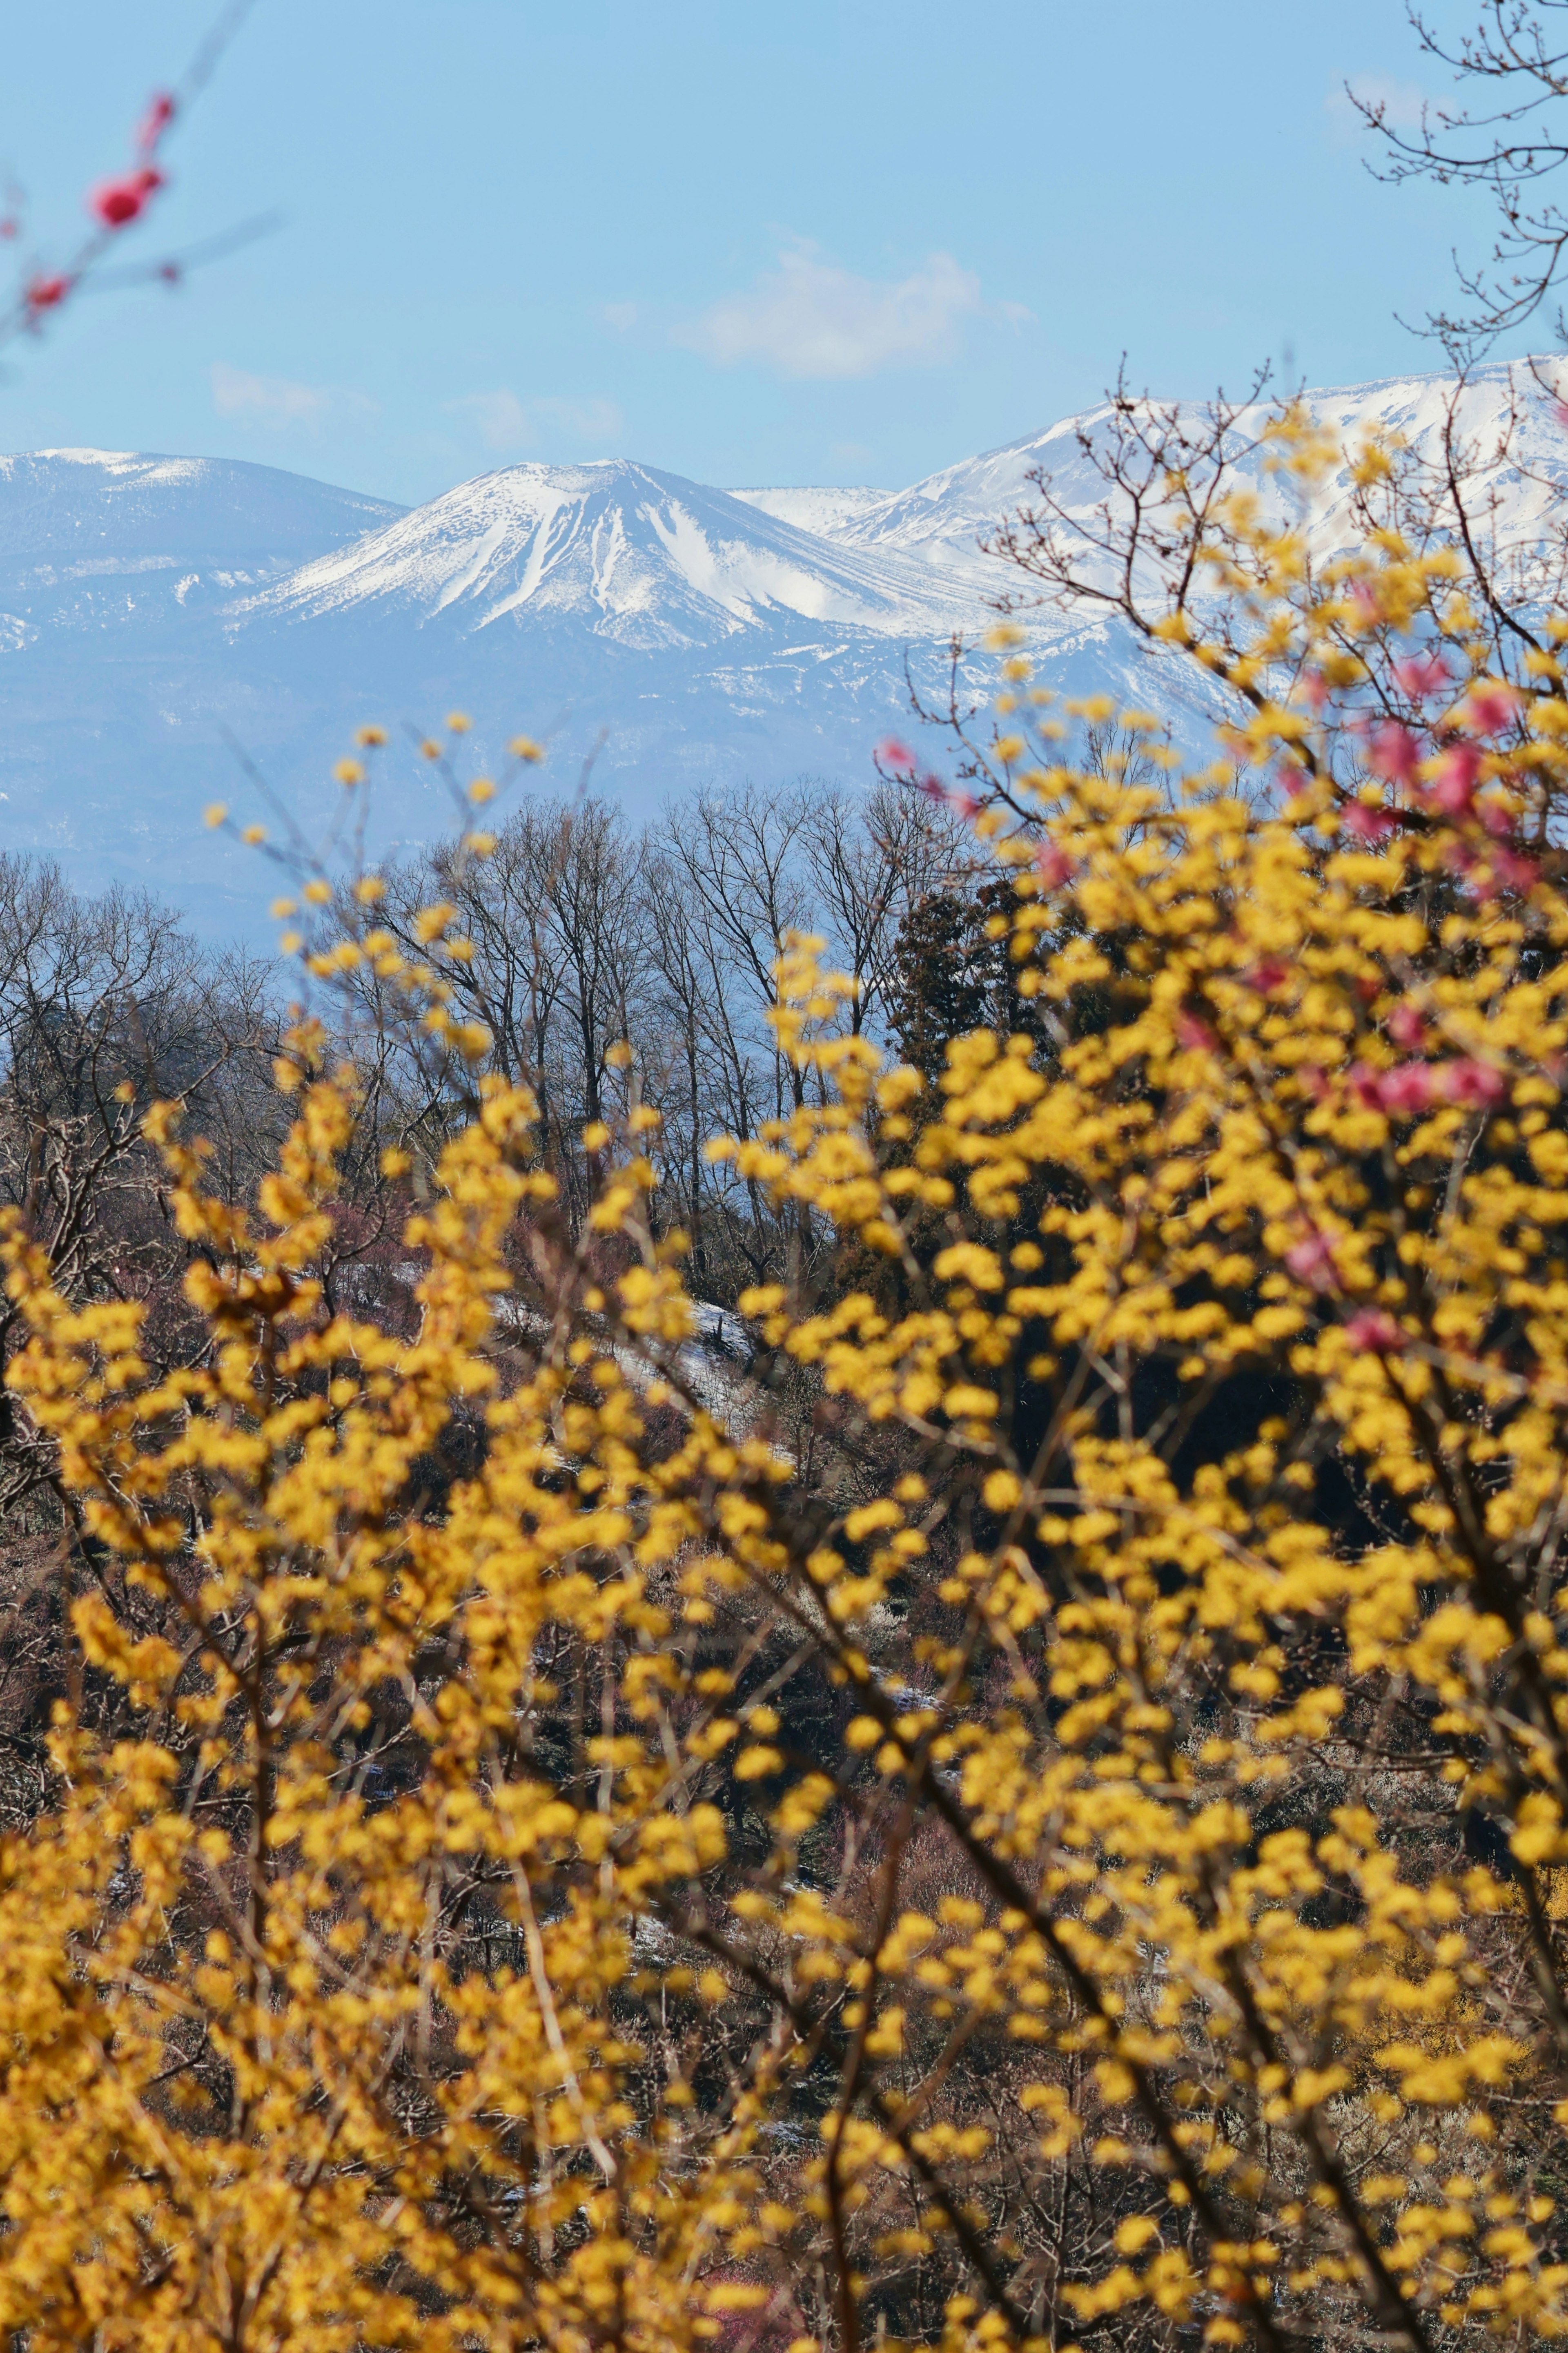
[0,361,1560,937]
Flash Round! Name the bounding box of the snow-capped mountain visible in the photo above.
[0,361,1562,939]
[247,462,962,646]
[0,448,401,637]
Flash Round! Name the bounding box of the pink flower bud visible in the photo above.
[875,737,915,775]
[89,166,163,230]
[949,791,981,823]
[1441,1058,1506,1110]
[916,773,946,806]
[1344,1309,1401,1351]
[1377,1062,1439,1115]
[1488,847,1539,892]
[1386,1004,1426,1050]
[136,93,176,155]
[1244,959,1290,993]
[1285,1233,1337,1291]
[1427,742,1480,816]
[1177,1014,1217,1053]
[1348,1062,1384,1109]
[1343,801,1398,840]
[1034,842,1076,890]
[1461,680,1521,736]
[25,273,71,312]
[1369,721,1419,784]
[1392,651,1451,700]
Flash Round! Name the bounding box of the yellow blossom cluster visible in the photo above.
[6,410,1568,2351]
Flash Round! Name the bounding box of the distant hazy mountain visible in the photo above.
[0,364,1560,939]
[0,448,402,637]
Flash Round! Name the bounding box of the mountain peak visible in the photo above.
[0,447,404,578]
[3,359,1566,935]
[242,457,976,649]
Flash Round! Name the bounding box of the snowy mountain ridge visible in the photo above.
[0,361,1561,938]
[240,460,973,648]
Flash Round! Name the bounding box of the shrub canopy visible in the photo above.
[6,404,1568,2353]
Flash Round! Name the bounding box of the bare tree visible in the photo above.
[805,781,967,1037]
[1356,1,1568,355]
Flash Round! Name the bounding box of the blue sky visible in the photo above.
[0,0,1526,506]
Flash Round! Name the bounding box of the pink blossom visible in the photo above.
[1461,679,1522,736]
[136,93,176,154]
[1176,1014,1217,1053]
[1479,798,1513,838]
[1244,958,1290,993]
[1369,721,1420,785]
[1441,1058,1506,1109]
[1285,1233,1338,1291]
[1034,841,1076,890]
[1346,1053,1459,1116]
[1378,1062,1440,1115]
[1299,669,1329,713]
[875,737,915,775]
[1386,1003,1427,1050]
[1343,801,1398,840]
[25,274,71,312]
[1344,1309,1401,1351]
[89,166,163,230]
[1426,741,1481,816]
[1392,651,1451,700]
[1488,847,1539,892]
[911,769,980,821]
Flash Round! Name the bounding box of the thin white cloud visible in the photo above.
[448,391,624,452]
[1326,75,1430,144]
[680,242,985,380]
[599,301,638,334]
[450,390,531,449]
[210,361,374,431]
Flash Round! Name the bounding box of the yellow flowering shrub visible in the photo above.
[8,406,1568,2350]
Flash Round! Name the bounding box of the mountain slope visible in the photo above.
[241,460,972,648]
[811,360,1568,595]
[728,485,892,538]
[0,363,1561,939]
[0,450,404,642]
